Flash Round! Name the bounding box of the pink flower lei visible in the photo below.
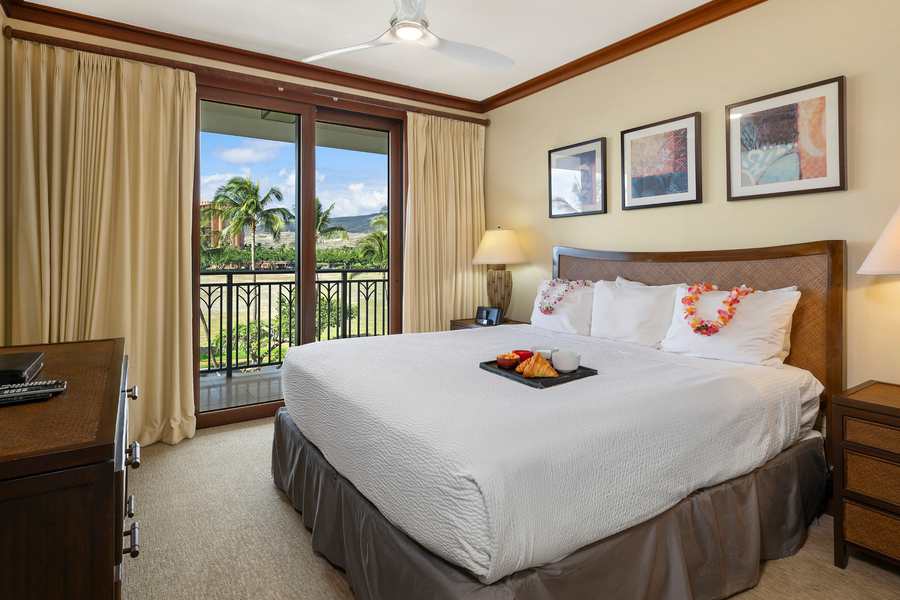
[539,279,592,315]
[681,283,755,336]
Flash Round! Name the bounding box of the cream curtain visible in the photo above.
[7,40,196,446]
[403,113,488,333]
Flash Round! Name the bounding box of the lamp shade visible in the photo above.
[859,206,900,274]
[472,229,530,265]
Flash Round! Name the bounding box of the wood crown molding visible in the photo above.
[482,0,769,111]
[5,0,769,115]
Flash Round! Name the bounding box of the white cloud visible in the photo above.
[201,173,237,185]
[316,171,325,182]
[213,139,286,165]
[320,181,388,217]
[274,169,296,206]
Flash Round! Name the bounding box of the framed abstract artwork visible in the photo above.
[548,137,606,218]
[726,76,846,202]
[621,112,702,210]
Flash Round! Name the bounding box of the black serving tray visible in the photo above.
[479,361,598,389]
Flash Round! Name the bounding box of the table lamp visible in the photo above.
[471,228,530,319]
[859,206,900,274]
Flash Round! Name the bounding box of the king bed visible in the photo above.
[272,240,845,600]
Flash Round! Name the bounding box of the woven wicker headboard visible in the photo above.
[554,241,845,421]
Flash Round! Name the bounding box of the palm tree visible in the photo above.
[359,207,388,267]
[369,205,388,232]
[205,176,294,271]
[359,230,388,267]
[315,198,349,243]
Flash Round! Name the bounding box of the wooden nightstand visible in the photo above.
[833,381,900,569]
[450,318,528,331]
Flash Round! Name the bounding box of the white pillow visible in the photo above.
[628,278,798,359]
[616,276,642,286]
[591,280,683,348]
[757,286,798,361]
[616,276,687,289]
[529,278,596,336]
[660,285,801,367]
[616,276,645,286]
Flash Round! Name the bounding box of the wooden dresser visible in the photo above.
[0,339,140,599]
[833,380,900,569]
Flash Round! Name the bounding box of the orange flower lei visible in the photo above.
[681,283,755,336]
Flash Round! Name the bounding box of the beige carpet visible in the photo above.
[124,417,900,600]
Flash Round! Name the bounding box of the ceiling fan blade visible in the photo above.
[302,29,397,64]
[418,30,514,69]
[393,0,426,23]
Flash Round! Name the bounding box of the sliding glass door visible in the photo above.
[197,100,299,413]
[194,96,402,419]
[311,110,404,346]
[313,121,389,340]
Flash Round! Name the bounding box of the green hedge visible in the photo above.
[201,244,383,270]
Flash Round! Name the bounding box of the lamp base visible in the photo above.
[486,269,512,315]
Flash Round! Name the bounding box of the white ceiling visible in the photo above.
[34,0,710,101]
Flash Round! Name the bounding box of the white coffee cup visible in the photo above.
[530,346,558,360]
[552,351,581,372]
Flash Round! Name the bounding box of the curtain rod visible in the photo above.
[4,26,490,127]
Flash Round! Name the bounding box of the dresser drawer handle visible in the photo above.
[125,441,141,469]
[123,385,138,400]
[123,522,139,558]
[126,494,135,518]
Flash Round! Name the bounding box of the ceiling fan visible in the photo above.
[301,0,514,69]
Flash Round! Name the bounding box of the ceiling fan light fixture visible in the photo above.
[395,22,424,40]
[302,1,513,69]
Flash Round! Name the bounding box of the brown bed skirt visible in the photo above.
[271,407,826,600]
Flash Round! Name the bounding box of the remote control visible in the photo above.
[0,391,55,407]
[0,380,67,398]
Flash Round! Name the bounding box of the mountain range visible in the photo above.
[249,212,382,238]
[329,213,382,234]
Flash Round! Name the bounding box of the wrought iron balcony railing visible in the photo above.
[199,268,388,376]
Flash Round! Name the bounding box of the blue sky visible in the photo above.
[199,132,388,217]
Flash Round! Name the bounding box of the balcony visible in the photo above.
[198,268,389,412]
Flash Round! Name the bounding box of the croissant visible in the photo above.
[516,355,535,373]
[524,353,558,378]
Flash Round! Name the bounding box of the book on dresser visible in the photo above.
[0,338,140,600]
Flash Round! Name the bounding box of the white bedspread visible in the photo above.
[281,325,823,584]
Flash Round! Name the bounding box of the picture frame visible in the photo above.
[548,137,606,218]
[621,112,702,210]
[726,76,846,202]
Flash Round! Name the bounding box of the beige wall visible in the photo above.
[484,0,900,388]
